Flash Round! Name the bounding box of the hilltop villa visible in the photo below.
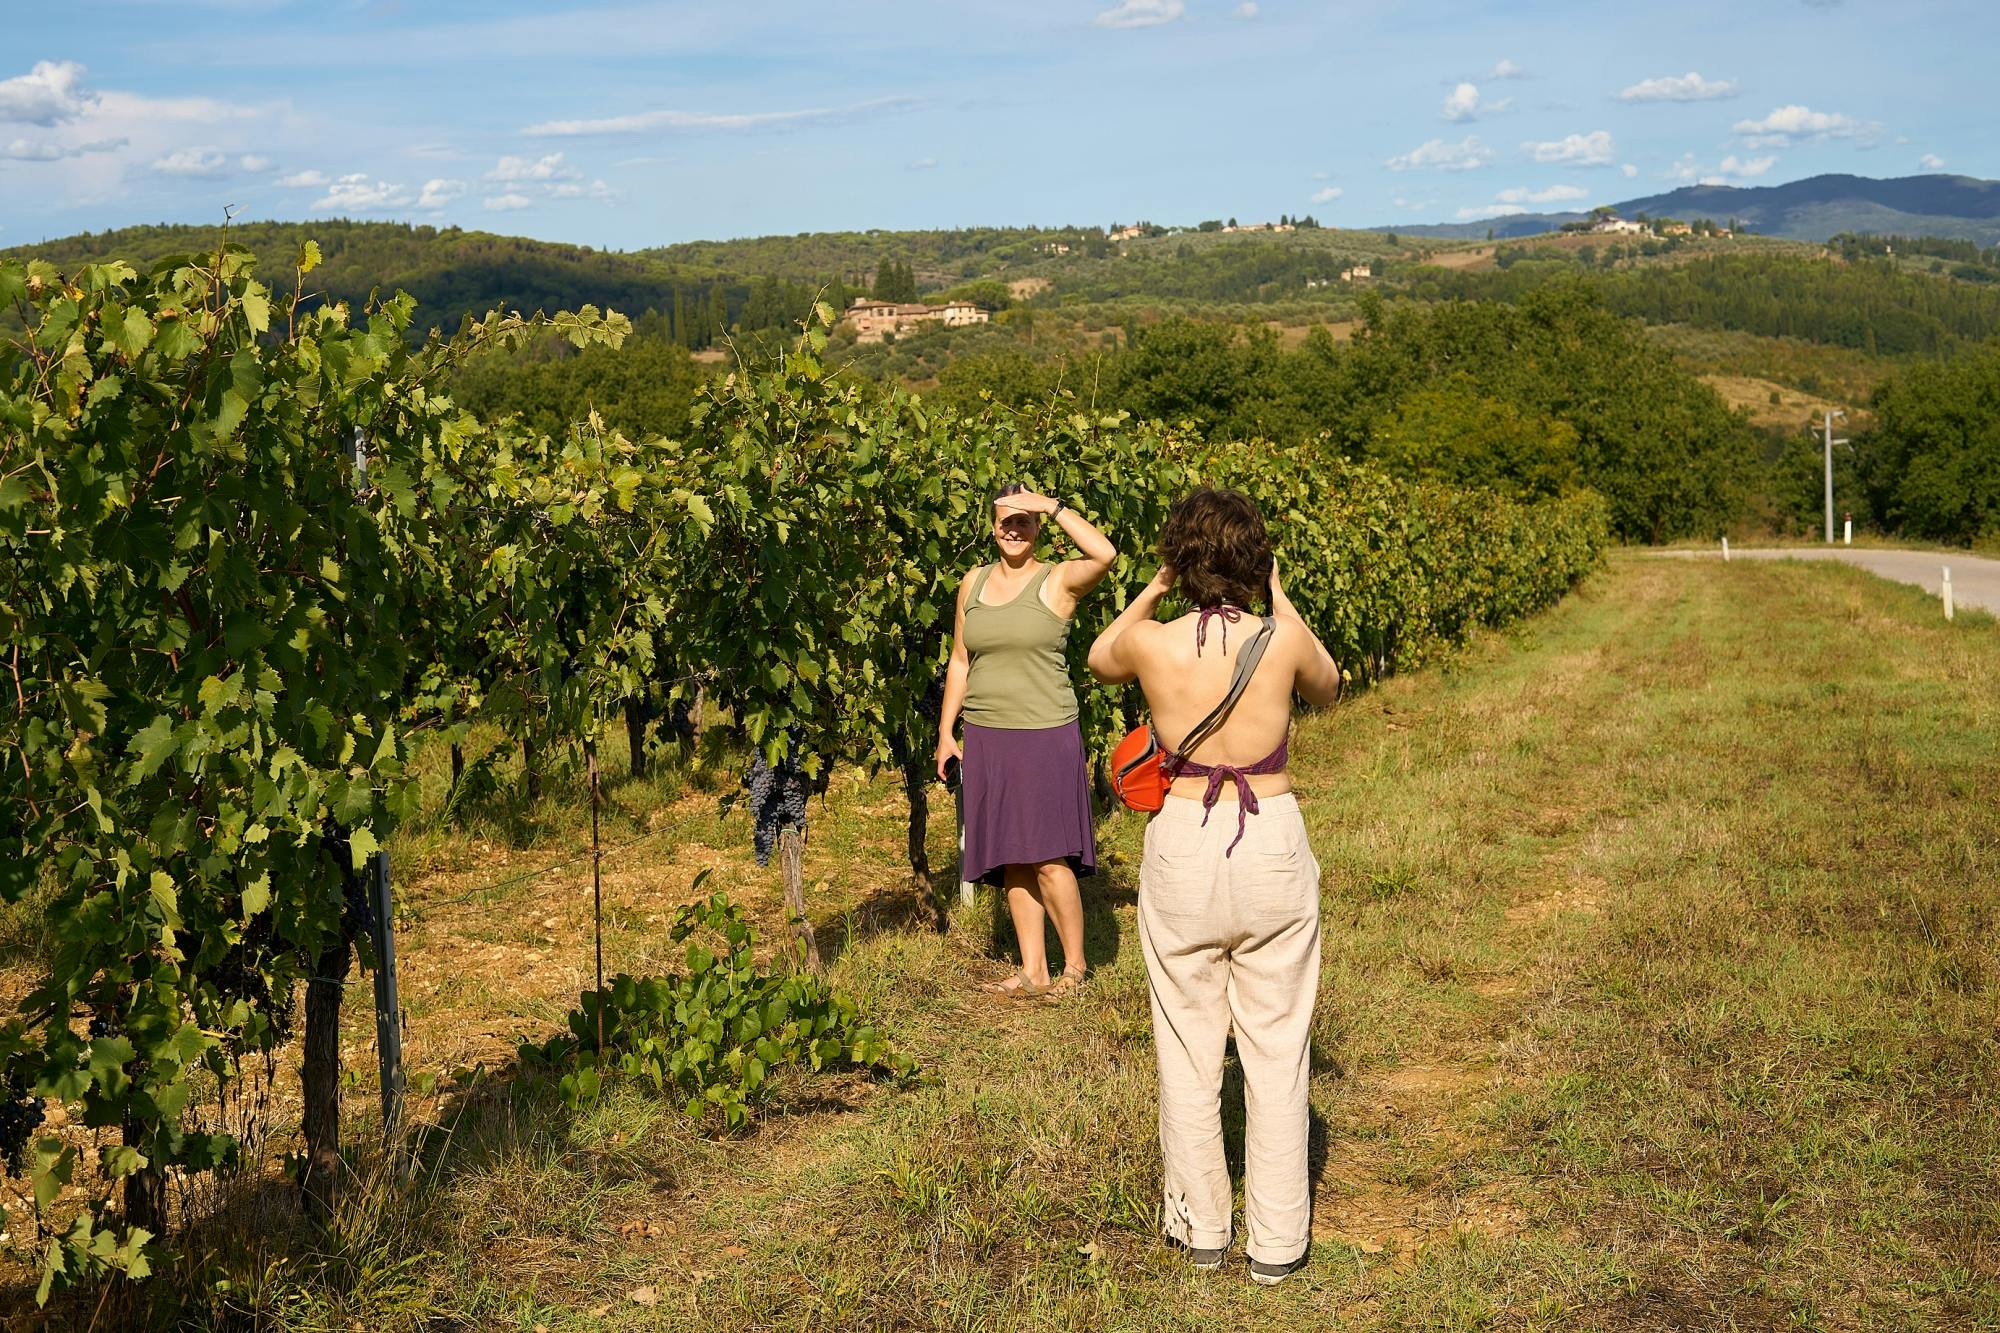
[844,296,991,342]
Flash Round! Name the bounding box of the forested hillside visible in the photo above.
[1391,172,2000,244]
[1407,253,2000,355]
[13,215,1999,545]
[0,221,845,348]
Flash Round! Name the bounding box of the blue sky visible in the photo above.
[3,0,1989,249]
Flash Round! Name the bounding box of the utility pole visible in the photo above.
[1818,408,1848,544]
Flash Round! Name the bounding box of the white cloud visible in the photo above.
[0,60,97,127]
[1443,83,1511,123]
[488,151,580,182]
[1496,184,1589,204]
[548,178,620,202]
[0,72,291,212]
[483,191,534,211]
[1233,2,1260,16]
[522,95,918,138]
[1093,0,1185,28]
[1523,130,1616,165]
[150,146,232,178]
[1,135,123,161]
[311,174,413,212]
[416,177,466,209]
[1618,72,1739,103]
[238,154,273,173]
[1386,136,1493,172]
[1732,104,1877,146]
[1621,162,1639,178]
[1457,184,1590,219]
[1920,152,1946,170]
[1311,185,1343,203]
[1718,154,1776,178]
[908,156,938,170]
[278,168,330,188]
[1490,59,1526,80]
[1668,152,1778,186]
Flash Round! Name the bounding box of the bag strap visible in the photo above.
[1169,615,1276,761]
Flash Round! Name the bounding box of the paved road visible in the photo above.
[1664,546,2000,615]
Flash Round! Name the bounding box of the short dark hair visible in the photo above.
[994,481,1027,506]
[1159,488,1272,611]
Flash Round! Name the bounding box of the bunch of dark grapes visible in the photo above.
[663,696,696,744]
[742,746,811,868]
[208,945,297,1047]
[0,1069,46,1176]
[918,668,947,723]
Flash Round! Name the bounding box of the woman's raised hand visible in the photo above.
[1268,555,1297,615]
[994,489,1060,516]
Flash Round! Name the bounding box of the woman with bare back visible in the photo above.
[1087,487,1342,1285]
[935,484,1116,1001]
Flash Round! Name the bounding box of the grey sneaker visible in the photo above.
[1249,1252,1308,1285]
[1168,1236,1229,1271]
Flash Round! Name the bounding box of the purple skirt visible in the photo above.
[961,721,1098,888]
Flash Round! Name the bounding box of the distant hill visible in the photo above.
[0,220,698,334]
[0,220,874,347]
[1388,173,2000,245]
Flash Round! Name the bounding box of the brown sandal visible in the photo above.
[981,972,1048,999]
[1040,970,1086,1002]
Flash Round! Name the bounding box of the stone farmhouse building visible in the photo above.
[844,296,991,342]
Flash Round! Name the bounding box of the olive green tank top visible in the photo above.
[961,563,1079,730]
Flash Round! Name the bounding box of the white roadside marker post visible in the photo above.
[1943,567,1954,621]
[958,783,976,909]
[1721,536,1730,562]
[1843,516,1852,545]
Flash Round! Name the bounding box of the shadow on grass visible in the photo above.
[40,1019,895,1330]
[815,802,1140,975]
[972,858,1134,978]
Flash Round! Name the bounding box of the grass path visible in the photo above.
[385,552,1997,1330]
[34,553,1993,1329]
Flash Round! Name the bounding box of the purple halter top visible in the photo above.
[1161,606,1289,855]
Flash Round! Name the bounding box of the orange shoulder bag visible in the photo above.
[1109,615,1274,812]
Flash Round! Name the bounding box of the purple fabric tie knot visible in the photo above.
[1194,605,1244,657]
[1163,731,1290,855]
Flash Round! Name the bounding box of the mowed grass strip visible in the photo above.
[67,554,1999,1330]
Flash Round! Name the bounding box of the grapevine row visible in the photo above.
[0,256,1604,1304]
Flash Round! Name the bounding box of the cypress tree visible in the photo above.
[708,284,729,342]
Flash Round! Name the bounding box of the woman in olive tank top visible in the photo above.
[937,484,1116,1000]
